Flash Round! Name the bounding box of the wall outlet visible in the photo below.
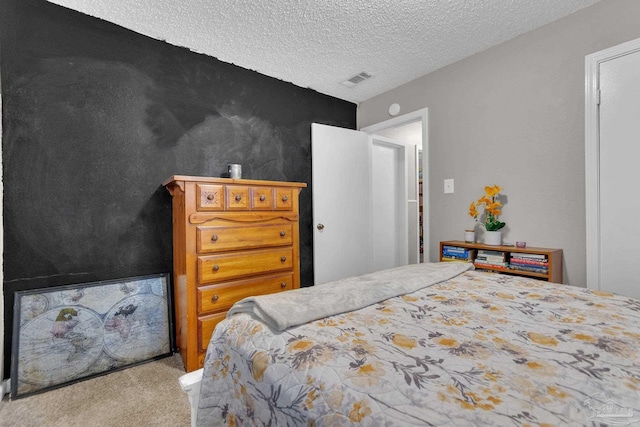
[444,178,454,194]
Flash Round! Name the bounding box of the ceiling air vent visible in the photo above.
[341,71,373,88]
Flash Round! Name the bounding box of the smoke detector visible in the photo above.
[341,71,373,88]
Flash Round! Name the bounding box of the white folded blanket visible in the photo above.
[227,262,474,331]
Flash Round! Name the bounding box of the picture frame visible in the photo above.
[11,273,173,398]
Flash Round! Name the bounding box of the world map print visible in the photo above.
[12,274,171,398]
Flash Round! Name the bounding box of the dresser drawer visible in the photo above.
[198,247,294,284]
[197,273,294,313]
[251,187,274,210]
[275,188,294,211]
[198,312,227,352]
[226,185,250,210]
[196,184,225,211]
[197,223,293,253]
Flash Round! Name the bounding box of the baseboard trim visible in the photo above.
[1,378,10,399]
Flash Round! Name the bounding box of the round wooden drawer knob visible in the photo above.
[235,194,242,201]
[211,295,219,302]
[206,193,215,201]
[280,256,287,262]
[211,235,218,242]
[260,195,266,201]
[282,196,288,202]
[213,265,219,271]
[280,282,287,288]
[280,231,286,237]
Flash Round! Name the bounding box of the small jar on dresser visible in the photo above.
[163,175,306,372]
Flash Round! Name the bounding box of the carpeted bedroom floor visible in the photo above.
[0,353,190,426]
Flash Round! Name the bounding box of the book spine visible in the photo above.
[442,256,471,263]
[510,252,547,260]
[442,247,474,260]
[443,246,467,252]
[476,255,506,263]
[478,250,505,257]
[510,265,548,274]
[510,258,548,266]
[474,263,508,270]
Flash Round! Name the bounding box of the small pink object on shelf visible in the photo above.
[515,241,526,248]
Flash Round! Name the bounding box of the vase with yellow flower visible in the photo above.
[469,185,506,246]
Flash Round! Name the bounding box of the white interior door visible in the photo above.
[597,48,640,298]
[312,123,372,284]
[586,37,640,298]
[312,123,413,285]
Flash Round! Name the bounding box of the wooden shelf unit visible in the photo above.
[439,240,563,283]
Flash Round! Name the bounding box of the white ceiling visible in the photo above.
[46,0,602,104]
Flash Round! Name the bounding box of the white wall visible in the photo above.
[357,0,640,286]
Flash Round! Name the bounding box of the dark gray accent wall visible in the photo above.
[1,0,356,377]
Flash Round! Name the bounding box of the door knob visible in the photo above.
[317,223,325,230]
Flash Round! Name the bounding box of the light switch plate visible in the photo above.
[444,178,454,194]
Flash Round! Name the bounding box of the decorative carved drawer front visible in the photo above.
[198,248,294,284]
[197,223,293,253]
[198,312,227,352]
[275,188,294,210]
[226,185,249,210]
[196,184,224,211]
[251,187,274,210]
[197,273,293,313]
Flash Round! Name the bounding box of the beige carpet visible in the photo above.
[0,353,191,427]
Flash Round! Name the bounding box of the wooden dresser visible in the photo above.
[163,176,306,372]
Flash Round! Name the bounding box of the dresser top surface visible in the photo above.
[162,175,307,188]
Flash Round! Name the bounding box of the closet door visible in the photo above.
[595,46,640,298]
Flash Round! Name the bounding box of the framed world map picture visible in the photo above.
[11,273,172,398]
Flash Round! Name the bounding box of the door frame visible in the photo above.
[369,134,410,269]
[585,37,640,290]
[361,108,429,262]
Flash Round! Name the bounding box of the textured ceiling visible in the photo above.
[46,0,602,103]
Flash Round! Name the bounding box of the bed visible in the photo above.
[186,262,640,426]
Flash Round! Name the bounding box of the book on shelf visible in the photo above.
[476,255,506,263]
[478,249,506,258]
[509,265,549,274]
[510,252,547,260]
[442,256,472,263]
[510,257,548,267]
[476,249,506,264]
[442,245,468,253]
[442,246,475,261]
[474,259,508,269]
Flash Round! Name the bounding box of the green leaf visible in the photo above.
[486,221,505,231]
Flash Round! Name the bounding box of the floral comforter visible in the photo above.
[196,268,640,426]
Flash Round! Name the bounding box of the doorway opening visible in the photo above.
[360,108,429,263]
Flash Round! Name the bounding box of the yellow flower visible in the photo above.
[572,333,596,343]
[349,400,372,422]
[469,202,478,218]
[289,339,314,352]
[591,290,614,297]
[392,334,417,349]
[251,351,270,381]
[437,337,459,347]
[485,185,502,197]
[477,196,492,206]
[547,385,568,399]
[528,332,558,346]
